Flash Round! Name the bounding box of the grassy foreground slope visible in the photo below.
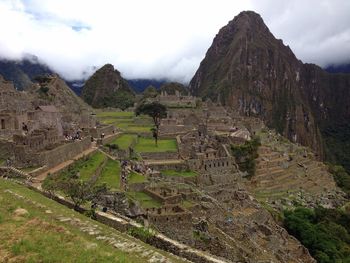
[0,179,186,263]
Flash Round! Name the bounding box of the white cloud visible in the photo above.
[0,0,349,82]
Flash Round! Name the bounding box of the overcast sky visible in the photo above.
[0,0,349,82]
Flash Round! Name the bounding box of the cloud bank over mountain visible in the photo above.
[0,0,349,82]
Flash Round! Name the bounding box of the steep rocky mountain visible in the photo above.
[0,56,52,90]
[190,11,350,169]
[81,64,135,109]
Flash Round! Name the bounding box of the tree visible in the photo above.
[135,102,167,146]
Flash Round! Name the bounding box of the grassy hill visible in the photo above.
[0,178,186,263]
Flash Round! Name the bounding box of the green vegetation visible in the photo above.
[323,122,350,175]
[135,102,167,145]
[96,111,153,134]
[284,207,350,263]
[127,226,155,243]
[96,111,134,118]
[96,159,121,190]
[109,134,137,150]
[231,136,261,178]
[135,137,177,153]
[127,192,161,208]
[0,178,166,263]
[100,90,135,110]
[128,171,147,184]
[328,164,350,196]
[142,86,158,98]
[78,152,106,181]
[162,170,197,178]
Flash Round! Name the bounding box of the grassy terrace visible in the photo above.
[127,191,161,208]
[128,171,147,184]
[96,159,121,190]
[135,137,178,153]
[0,179,185,263]
[96,111,153,134]
[109,134,137,150]
[78,152,106,181]
[162,170,197,178]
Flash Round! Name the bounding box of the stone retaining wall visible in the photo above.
[140,151,179,160]
[39,137,92,168]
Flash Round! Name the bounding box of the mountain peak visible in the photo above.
[81,64,134,109]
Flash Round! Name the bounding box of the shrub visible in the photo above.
[127,226,155,242]
[231,136,261,178]
[284,207,350,263]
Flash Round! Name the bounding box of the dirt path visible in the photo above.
[31,145,98,188]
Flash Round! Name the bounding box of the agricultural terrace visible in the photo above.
[57,152,121,190]
[108,134,137,150]
[135,137,178,153]
[96,111,153,134]
[161,170,197,178]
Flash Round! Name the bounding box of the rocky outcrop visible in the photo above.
[81,64,135,109]
[189,11,350,162]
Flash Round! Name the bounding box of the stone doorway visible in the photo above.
[1,119,5,129]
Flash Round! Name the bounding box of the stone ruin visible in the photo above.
[145,204,192,228]
[147,89,197,108]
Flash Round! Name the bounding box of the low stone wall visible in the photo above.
[159,125,194,136]
[0,139,13,160]
[144,188,182,205]
[128,182,148,192]
[140,151,179,160]
[148,162,188,171]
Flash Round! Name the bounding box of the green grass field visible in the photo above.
[127,192,161,208]
[0,179,185,263]
[96,111,153,134]
[78,152,106,181]
[134,138,178,153]
[95,111,134,118]
[109,134,137,150]
[95,159,121,190]
[128,171,147,184]
[162,170,197,178]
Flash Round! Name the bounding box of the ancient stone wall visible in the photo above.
[146,205,192,226]
[144,187,182,204]
[159,125,194,136]
[140,151,179,160]
[87,125,115,138]
[40,137,91,168]
[0,139,13,160]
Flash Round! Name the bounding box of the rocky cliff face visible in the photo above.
[81,64,135,109]
[190,11,350,161]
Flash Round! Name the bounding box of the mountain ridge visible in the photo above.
[189,11,350,170]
